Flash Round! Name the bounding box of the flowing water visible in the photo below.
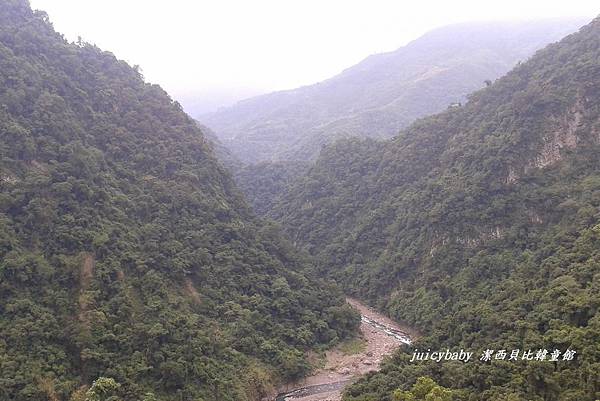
[274,299,413,401]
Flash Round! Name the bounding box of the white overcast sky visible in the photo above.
[29,0,598,112]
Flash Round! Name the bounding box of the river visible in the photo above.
[273,298,414,401]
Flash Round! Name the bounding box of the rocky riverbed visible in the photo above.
[274,298,415,401]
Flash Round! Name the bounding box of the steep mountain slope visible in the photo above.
[270,16,600,400]
[202,19,587,163]
[234,161,310,216]
[197,122,243,173]
[0,2,359,401]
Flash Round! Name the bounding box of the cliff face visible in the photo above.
[533,95,585,168]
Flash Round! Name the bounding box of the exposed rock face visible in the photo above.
[429,225,506,257]
[0,174,18,184]
[534,98,584,168]
[507,95,596,184]
[505,167,519,184]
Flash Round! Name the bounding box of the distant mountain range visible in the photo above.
[201,18,588,163]
[177,87,265,115]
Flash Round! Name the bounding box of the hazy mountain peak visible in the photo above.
[201,18,588,164]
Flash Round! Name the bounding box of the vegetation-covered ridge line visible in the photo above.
[269,15,600,401]
[0,1,360,400]
[202,18,586,163]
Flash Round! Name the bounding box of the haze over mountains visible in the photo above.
[202,18,587,163]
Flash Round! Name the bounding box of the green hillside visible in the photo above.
[0,2,359,401]
[234,161,310,217]
[202,19,586,164]
[270,16,600,400]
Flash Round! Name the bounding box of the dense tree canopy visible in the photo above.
[234,161,310,216]
[270,16,600,401]
[0,1,359,400]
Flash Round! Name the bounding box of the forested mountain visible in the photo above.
[0,2,359,401]
[202,19,586,163]
[234,161,310,216]
[196,122,243,173]
[270,16,600,400]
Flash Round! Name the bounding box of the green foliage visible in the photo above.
[234,161,309,216]
[339,337,367,356]
[271,16,600,401]
[393,377,454,401]
[85,378,120,401]
[203,19,585,163]
[0,2,360,401]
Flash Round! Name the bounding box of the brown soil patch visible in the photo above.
[184,278,202,304]
[78,253,95,330]
[80,253,95,290]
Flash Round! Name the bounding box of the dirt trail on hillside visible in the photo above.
[273,298,415,401]
[78,253,95,317]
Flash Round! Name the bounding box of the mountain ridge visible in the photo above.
[268,15,600,400]
[202,18,588,163]
[0,2,359,400]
